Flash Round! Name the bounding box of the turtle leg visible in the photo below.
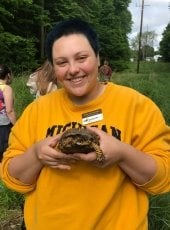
[92,143,105,165]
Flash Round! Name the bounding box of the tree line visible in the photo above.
[159,23,170,62]
[1,1,169,74]
[0,0,132,73]
[130,23,170,62]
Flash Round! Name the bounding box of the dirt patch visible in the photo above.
[0,209,24,230]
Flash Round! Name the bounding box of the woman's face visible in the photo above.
[52,34,100,98]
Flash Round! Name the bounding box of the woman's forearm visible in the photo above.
[8,145,44,184]
[118,142,157,185]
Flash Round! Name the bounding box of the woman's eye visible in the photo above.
[78,56,87,62]
[56,61,67,67]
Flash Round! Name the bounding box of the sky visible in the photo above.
[128,0,170,49]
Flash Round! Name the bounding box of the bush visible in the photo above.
[0,32,38,73]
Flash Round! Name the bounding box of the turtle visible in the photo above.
[57,128,105,164]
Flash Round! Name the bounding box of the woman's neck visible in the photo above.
[68,82,106,105]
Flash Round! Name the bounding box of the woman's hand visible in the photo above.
[72,127,156,185]
[35,135,78,170]
[8,134,78,184]
[72,126,123,168]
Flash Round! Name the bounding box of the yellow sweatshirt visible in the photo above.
[1,83,170,230]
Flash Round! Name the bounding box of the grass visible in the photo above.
[12,74,34,118]
[112,62,170,124]
[148,194,170,230]
[0,182,24,229]
[0,61,170,229]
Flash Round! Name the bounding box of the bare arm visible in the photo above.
[73,127,157,185]
[8,135,76,184]
[8,144,44,184]
[117,142,157,184]
[3,85,16,124]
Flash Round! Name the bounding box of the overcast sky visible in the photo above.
[128,0,170,48]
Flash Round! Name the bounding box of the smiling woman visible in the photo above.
[1,18,170,230]
[52,33,102,103]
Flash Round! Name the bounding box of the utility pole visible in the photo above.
[136,0,150,73]
[137,0,144,73]
[145,24,149,60]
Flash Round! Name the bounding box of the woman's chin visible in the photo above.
[71,90,86,97]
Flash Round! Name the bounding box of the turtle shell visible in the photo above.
[57,128,100,154]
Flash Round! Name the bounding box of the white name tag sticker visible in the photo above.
[82,109,103,125]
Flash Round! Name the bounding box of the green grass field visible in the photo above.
[0,61,170,229]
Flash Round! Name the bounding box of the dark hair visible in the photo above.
[45,18,99,64]
[0,64,11,80]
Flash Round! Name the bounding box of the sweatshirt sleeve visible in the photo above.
[1,101,38,193]
[131,94,170,194]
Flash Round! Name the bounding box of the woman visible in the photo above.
[26,60,58,99]
[1,19,170,230]
[0,64,16,162]
[99,60,112,82]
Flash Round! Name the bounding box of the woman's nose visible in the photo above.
[68,62,79,75]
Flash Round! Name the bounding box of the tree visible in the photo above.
[0,0,132,72]
[130,31,157,61]
[95,0,132,70]
[159,23,170,62]
[0,0,50,72]
[41,0,132,71]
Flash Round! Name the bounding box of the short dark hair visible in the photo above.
[45,18,100,64]
[0,64,11,80]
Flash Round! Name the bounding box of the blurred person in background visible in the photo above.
[99,60,112,82]
[26,60,58,99]
[0,64,16,162]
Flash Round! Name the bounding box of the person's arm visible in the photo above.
[3,85,16,124]
[8,145,44,185]
[117,141,157,184]
[7,135,75,184]
[73,127,157,185]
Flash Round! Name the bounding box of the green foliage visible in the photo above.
[111,60,130,72]
[0,0,132,72]
[0,182,24,210]
[148,193,170,230]
[97,0,131,70]
[50,0,86,20]
[113,62,170,124]
[142,45,155,58]
[12,74,34,118]
[0,32,38,73]
[0,0,50,72]
[0,181,24,229]
[159,23,170,62]
[130,31,157,60]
